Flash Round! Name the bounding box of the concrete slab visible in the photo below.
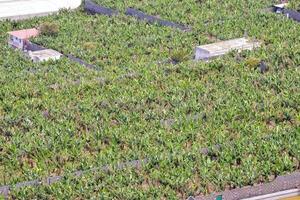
[27,49,62,62]
[0,0,81,21]
[195,37,261,60]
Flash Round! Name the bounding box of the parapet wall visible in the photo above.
[0,0,82,21]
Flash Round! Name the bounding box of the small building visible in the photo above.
[27,49,62,62]
[195,37,261,61]
[8,28,39,50]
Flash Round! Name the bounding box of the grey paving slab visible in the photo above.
[195,38,261,60]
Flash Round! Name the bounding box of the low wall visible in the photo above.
[0,0,82,21]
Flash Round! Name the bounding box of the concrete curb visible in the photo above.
[193,172,300,200]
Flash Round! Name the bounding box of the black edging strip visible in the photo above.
[66,54,100,70]
[270,6,300,22]
[193,172,300,200]
[283,9,300,22]
[84,0,119,16]
[27,42,100,71]
[0,143,217,198]
[125,8,191,31]
[83,0,190,31]
[26,42,47,51]
[0,132,293,197]
[0,159,149,197]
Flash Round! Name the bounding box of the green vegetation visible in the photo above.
[39,22,60,36]
[288,2,300,10]
[82,42,97,51]
[0,0,300,199]
[170,49,190,63]
[245,57,261,69]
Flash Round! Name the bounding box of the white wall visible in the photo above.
[0,0,82,20]
[9,36,24,49]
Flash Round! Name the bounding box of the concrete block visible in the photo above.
[27,49,62,62]
[195,37,261,60]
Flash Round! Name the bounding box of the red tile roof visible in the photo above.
[8,28,39,40]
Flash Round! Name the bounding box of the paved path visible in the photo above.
[0,0,81,20]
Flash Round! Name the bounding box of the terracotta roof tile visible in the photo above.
[8,28,39,40]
